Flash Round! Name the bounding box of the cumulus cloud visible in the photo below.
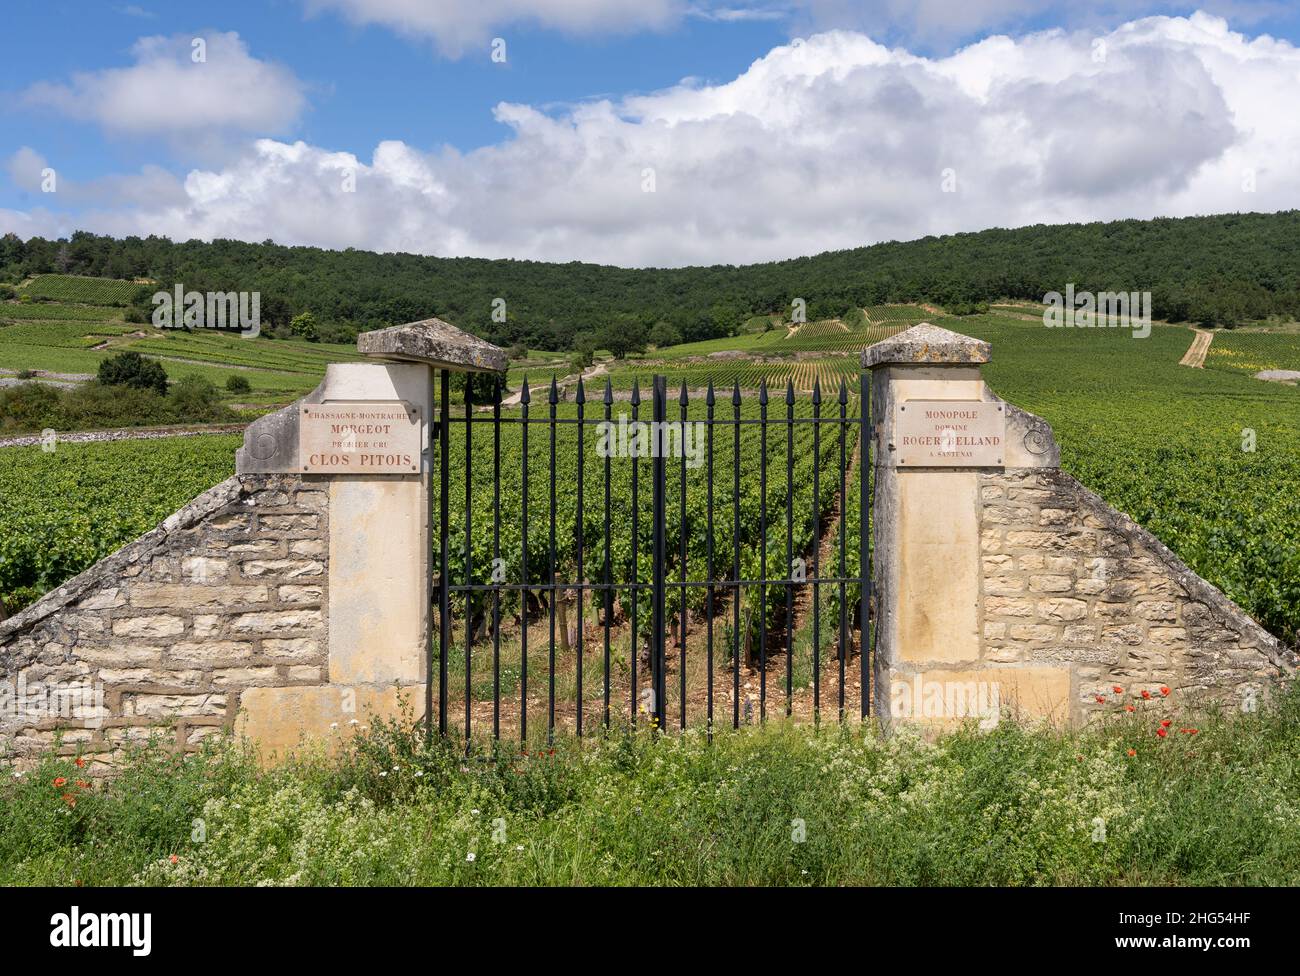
[790,0,1292,48]
[20,31,307,141]
[4,13,1299,267]
[6,147,188,209]
[303,0,685,56]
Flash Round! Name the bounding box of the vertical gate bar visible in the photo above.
[630,380,640,727]
[731,382,741,729]
[837,380,847,722]
[425,370,436,745]
[784,381,794,716]
[519,380,530,744]
[758,380,768,722]
[438,370,450,737]
[812,380,821,724]
[603,380,613,729]
[492,377,501,740]
[705,381,715,741]
[547,378,558,743]
[464,374,473,745]
[651,375,667,730]
[678,381,688,730]
[860,371,871,718]
[575,379,585,738]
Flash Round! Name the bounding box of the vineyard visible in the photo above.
[863,304,935,324]
[0,302,125,322]
[605,357,861,392]
[1203,329,1300,379]
[20,274,149,306]
[0,435,241,610]
[3,309,1299,667]
[1,279,364,405]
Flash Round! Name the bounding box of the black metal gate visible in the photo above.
[428,368,872,743]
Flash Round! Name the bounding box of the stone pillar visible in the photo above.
[235,317,505,755]
[864,324,1066,730]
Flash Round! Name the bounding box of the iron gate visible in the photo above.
[428,369,873,743]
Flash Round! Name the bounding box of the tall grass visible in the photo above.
[3,687,1298,886]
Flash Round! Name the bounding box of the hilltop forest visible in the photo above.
[2,210,1297,351]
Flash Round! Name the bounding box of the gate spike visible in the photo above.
[631,378,641,405]
[705,379,715,407]
[678,379,689,406]
[575,377,586,404]
[838,379,848,405]
[603,377,614,405]
[731,380,742,406]
[548,376,559,404]
[758,379,768,405]
[520,377,530,404]
[785,379,795,405]
[812,378,822,404]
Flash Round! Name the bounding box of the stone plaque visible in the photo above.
[298,401,421,474]
[895,400,1005,467]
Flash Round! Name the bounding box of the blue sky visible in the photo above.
[3,1,1299,266]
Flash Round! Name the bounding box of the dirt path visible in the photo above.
[500,359,608,407]
[0,423,248,449]
[1179,328,1213,368]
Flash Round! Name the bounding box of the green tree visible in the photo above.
[648,321,682,349]
[600,316,647,359]
[571,332,598,368]
[290,311,320,342]
[97,351,168,396]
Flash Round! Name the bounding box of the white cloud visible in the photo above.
[21,31,307,141]
[790,1,1292,48]
[4,13,1299,267]
[6,147,187,209]
[688,5,791,23]
[303,0,686,56]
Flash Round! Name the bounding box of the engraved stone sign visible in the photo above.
[895,400,1005,467]
[298,401,421,474]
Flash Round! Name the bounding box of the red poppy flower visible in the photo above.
[1180,728,1199,735]
[1155,727,1167,738]
[74,757,86,769]
[1125,705,1135,713]
[75,779,89,789]
[1141,690,1152,700]
[1160,719,1172,728]
[169,854,179,864]
[1127,748,1136,757]
[62,793,76,807]
[1159,686,1170,696]
[52,776,66,787]
[1094,695,1106,704]
[1112,686,1124,694]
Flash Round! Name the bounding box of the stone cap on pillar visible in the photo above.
[862,322,991,370]
[357,316,507,373]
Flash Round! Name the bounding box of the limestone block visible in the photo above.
[236,684,425,760]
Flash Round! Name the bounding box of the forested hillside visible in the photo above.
[2,210,1297,351]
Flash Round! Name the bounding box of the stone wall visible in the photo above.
[0,474,330,768]
[979,467,1295,723]
[867,323,1296,729]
